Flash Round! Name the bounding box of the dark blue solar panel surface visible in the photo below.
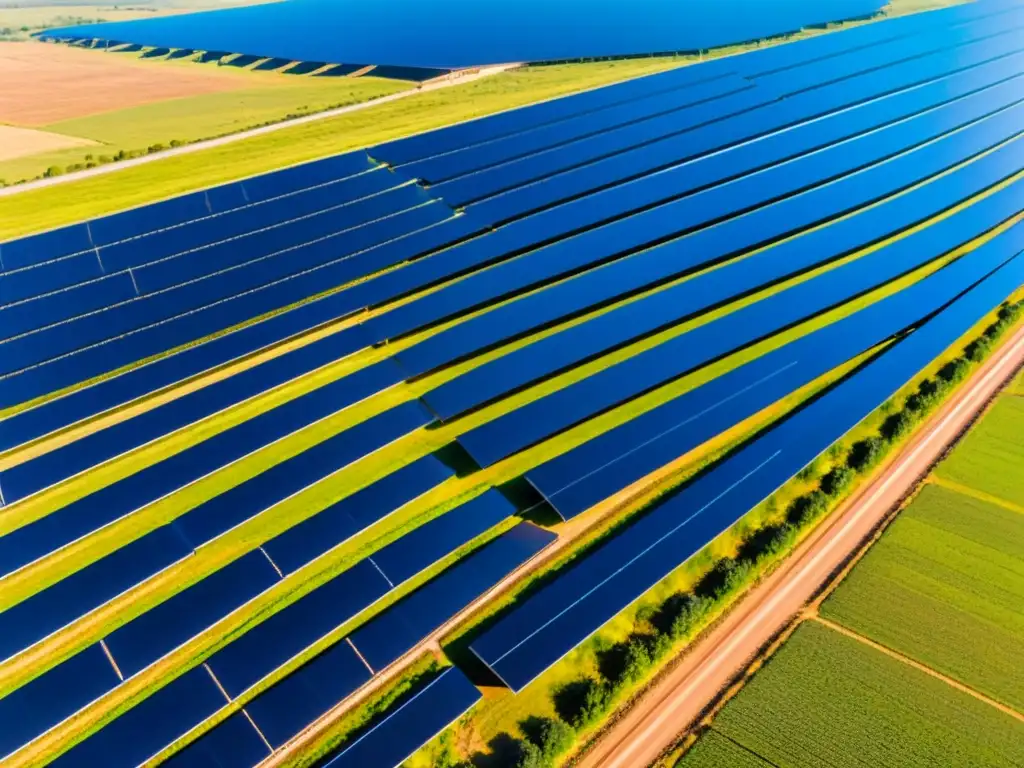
[47,666,228,768]
[173,400,431,548]
[454,177,1024,466]
[39,0,885,71]
[469,242,1024,692]
[262,456,452,576]
[375,63,742,165]
[0,526,191,663]
[528,225,1024,519]
[244,640,371,748]
[0,225,92,272]
[370,490,516,585]
[471,22,1024,224]
[126,183,429,294]
[207,560,389,699]
[404,74,753,183]
[388,101,1024,378]
[104,551,280,678]
[433,84,779,206]
[0,326,373,491]
[0,251,104,308]
[159,712,270,768]
[0,202,450,393]
[350,523,556,672]
[322,666,480,768]
[95,167,402,276]
[0,212,476,422]
[0,273,137,342]
[0,644,119,760]
[0,356,396,571]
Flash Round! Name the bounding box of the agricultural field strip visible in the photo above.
[3,63,1017,505]
[0,13,1015,428]
[468,247,1024,692]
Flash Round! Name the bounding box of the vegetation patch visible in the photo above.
[678,622,1024,768]
[935,395,1024,507]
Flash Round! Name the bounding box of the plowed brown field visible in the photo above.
[0,41,246,125]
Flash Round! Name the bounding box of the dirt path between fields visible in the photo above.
[578,323,1024,768]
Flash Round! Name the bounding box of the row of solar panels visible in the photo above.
[3,1,1023,508]
[2,6,1019,585]
[0,0,1017,428]
[2,3,1022,766]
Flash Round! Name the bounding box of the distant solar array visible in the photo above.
[2,1,1024,766]
[39,0,886,75]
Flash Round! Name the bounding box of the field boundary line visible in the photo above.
[811,615,1024,723]
[929,476,1024,516]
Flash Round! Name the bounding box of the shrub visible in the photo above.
[554,678,611,730]
[514,739,545,768]
[524,717,575,764]
[821,465,855,497]
[847,437,884,471]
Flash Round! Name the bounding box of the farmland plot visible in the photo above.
[680,622,1024,768]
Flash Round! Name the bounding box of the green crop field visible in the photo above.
[679,622,1024,768]
[935,395,1024,507]
[821,483,1024,711]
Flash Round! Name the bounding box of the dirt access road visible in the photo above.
[580,323,1024,768]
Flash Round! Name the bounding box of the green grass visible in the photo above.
[821,483,1024,712]
[676,731,774,767]
[679,622,1024,768]
[1010,367,1024,395]
[0,57,688,236]
[0,74,410,182]
[935,395,1024,507]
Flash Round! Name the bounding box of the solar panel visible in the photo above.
[471,26,1024,223]
[0,325,371,481]
[321,667,480,768]
[96,167,402,276]
[0,358,400,572]
[0,644,120,760]
[0,526,192,663]
[405,74,754,183]
[159,712,270,768]
[0,252,104,308]
[451,175,1024,467]
[0,225,92,272]
[206,560,390,699]
[0,272,137,342]
[374,63,742,166]
[350,523,556,671]
[103,551,281,678]
[434,84,777,207]
[126,183,429,293]
[244,640,372,747]
[527,225,1024,519]
[47,666,228,768]
[370,490,516,585]
[262,456,453,576]
[388,102,1024,380]
[172,401,431,548]
[468,244,1024,692]
[0,203,450,391]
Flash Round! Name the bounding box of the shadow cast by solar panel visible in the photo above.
[141,47,171,58]
[198,50,228,63]
[315,63,369,77]
[284,60,328,75]
[254,57,292,71]
[431,440,481,479]
[165,48,195,60]
[223,53,262,68]
[370,65,451,82]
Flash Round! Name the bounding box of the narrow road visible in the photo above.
[0,63,518,198]
[580,323,1024,768]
